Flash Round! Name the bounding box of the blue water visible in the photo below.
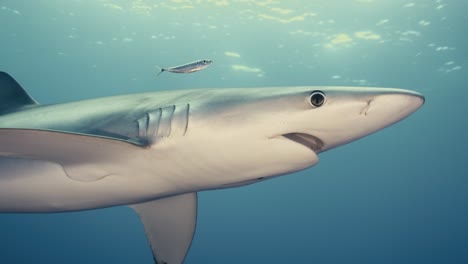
[0,0,467,263]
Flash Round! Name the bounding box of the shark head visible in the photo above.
[274,87,425,153]
[179,87,424,188]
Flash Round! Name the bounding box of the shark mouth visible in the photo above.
[282,133,324,153]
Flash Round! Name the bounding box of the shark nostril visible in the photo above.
[360,100,372,116]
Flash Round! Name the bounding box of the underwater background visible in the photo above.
[0,0,466,263]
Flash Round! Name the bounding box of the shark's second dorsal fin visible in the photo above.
[0,72,38,113]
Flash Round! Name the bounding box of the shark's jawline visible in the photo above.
[282,133,324,153]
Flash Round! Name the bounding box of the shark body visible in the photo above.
[0,72,424,263]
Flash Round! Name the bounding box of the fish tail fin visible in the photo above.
[156,66,166,77]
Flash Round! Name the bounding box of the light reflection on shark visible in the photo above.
[0,72,424,263]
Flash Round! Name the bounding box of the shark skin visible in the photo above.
[0,72,424,263]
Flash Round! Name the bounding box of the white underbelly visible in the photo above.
[0,157,176,212]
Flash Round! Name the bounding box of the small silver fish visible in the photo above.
[158,59,213,76]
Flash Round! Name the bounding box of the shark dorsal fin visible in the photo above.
[0,72,38,113]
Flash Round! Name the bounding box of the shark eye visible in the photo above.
[309,91,326,107]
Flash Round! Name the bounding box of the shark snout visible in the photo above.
[365,89,425,121]
[350,89,425,145]
[308,88,425,152]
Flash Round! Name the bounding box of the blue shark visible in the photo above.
[0,72,424,263]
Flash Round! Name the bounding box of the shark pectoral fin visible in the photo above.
[0,128,144,182]
[130,192,198,264]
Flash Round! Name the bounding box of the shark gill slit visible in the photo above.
[147,108,162,138]
[183,103,190,136]
[145,112,150,135]
[137,114,148,138]
[166,103,190,137]
[138,104,189,142]
[160,105,175,137]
